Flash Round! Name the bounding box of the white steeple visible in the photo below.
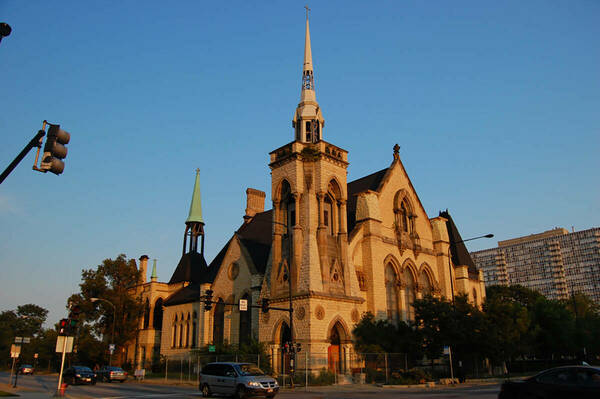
[293,7,325,143]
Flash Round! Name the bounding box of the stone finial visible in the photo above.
[393,144,400,160]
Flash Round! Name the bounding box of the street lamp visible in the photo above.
[91,298,116,366]
[446,233,493,383]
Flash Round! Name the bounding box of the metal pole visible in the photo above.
[165,357,168,382]
[449,346,455,383]
[305,350,308,390]
[384,353,389,385]
[56,336,68,396]
[110,305,116,366]
[0,130,45,185]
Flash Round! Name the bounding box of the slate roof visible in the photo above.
[346,168,389,233]
[439,210,479,276]
[168,251,210,285]
[164,283,200,307]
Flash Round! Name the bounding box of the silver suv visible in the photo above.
[199,362,279,398]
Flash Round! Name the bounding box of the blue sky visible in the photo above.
[1,1,598,326]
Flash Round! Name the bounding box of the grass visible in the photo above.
[0,391,18,397]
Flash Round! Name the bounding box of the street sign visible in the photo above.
[14,337,23,343]
[239,299,248,311]
[443,346,450,355]
[208,345,216,353]
[23,337,31,344]
[109,344,116,351]
[55,336,74,353]
[10,344,21,358]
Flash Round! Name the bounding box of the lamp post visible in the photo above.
[446,233,493,383]
[91,298,116,366]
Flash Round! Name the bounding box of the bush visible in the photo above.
[310,368,336,385]
[389,368,432,385]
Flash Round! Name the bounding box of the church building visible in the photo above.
[126,15,485,374]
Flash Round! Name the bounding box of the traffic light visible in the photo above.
[40,124,70,175]
[67,304,81,335]
[261,298,269,313]
[283,343,289,354]
[203,290,213,311]
[58,319,68,336]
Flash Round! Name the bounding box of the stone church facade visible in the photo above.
[126,16,485,374]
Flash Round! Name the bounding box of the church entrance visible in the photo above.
[279,322,291,374]
[327,322,344,374]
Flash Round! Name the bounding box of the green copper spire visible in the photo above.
[151,259,157,280]
[186,168,204,224]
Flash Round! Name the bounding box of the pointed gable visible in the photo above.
[346,168,388,233]
[439,210,479,276]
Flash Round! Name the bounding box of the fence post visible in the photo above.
[165,357,168,382]
[385,353,389,384]
[305,350,308,390]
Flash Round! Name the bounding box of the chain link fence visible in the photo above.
[137,351,571,386]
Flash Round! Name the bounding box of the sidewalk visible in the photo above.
[0,382,53,398]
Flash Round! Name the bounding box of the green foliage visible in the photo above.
[390,368,432,384]
[69,254,143,365]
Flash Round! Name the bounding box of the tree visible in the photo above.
[69,254,143,366]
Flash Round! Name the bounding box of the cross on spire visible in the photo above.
[304,5,310,20]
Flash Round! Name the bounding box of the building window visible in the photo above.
[403,269,416,321]
[385,264,399,324]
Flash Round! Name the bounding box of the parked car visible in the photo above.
[18,364,34,375]
[498,365,600,399]
[62,366,97,385]
[199,362,278,398]
[97,366,127,383]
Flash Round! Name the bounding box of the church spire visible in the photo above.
[293,7,325,143]
[186,168,204,224]
[183,169,205,256]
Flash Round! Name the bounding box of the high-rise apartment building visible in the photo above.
[471,227,600,302]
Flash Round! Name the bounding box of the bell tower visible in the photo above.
[268,12,358,302]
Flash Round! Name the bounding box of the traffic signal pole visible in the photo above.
[0,130,45,185]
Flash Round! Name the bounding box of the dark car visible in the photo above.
[499,365,600,399]
[62,366,97,385]
[18,364,34,375]
[199,362,278,398]
[97,366,127,383]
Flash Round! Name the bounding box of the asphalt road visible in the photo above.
[1,372,501,399]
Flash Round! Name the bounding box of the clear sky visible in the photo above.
[1,1,598,326]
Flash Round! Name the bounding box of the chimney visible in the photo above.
[138,255,149,284]
[244,188,266,223]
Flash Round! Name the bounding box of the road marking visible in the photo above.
[99,394,196,399]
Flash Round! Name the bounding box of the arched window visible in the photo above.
[213,299,225,345]
[403,268,416,321]
[185,321,190,347]
[143,299,150,329]
[239,293,251,346]
[385,263,399,324]
[172,315,178,348]
[324,195,334,235]
[153,298,163,330]
[394,191,414,234]
[419,270,432,296]
[192,312,197,348]
[178,314,183,347]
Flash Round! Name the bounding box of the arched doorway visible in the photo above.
[328,322,345,374]
[213,299,225,345]
[278,322,291,374]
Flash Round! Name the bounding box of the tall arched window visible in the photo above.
[213,299,225,345]
[178,314,183,347]
[153,298,163,330]
[385,264,399,324]
[143,299,150,329]
[403,268,416,321]
[185,316,190,348]
[192,312,197,348]
[324,196,334,235]
[239,293,251,346]
[419,270,432,296]
[172,315,178,347]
